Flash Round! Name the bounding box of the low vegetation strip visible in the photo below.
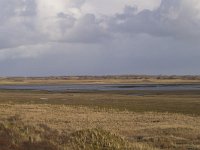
[1,75,200,85]
[0,89,200,115]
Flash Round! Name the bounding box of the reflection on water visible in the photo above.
[0,84,200,91]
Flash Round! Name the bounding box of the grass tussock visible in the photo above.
[0,115,156,150]
[67,129,129,149]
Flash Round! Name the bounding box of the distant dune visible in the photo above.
[1,75,200,85]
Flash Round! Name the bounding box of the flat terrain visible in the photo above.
[1,75,200,85]
[0,90,200,115]
[0,76,200,149]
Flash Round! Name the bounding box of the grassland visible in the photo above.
[0,104,200,150]
[0,76,200,149]
[0,90,200,115]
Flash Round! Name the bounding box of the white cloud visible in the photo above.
[81,0,161,16]
[0,0,183,49]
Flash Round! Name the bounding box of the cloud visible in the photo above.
[1,0,200,75]
[0,0,44,49]
[81,0,161,16]
[0,0,162,49]
[0,44,50,61]
[0,0,112,49]
[61,14,110,43]
[111,0,200,38]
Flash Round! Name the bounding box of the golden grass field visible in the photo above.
[0,104,200,150]
[0,76,200,150]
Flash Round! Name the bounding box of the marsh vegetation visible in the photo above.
[0,104,200,150]
[0,76,200,149]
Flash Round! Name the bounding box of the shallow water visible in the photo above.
[0,84,200,91]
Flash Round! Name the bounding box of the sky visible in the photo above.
[0,0,200,76]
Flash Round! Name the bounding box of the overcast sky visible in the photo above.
[0,0,200,76]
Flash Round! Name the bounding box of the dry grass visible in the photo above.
[0,90,200,115]
[0,117,133,150]
[0,77,200,149]
[0,76,200,150]
[0,104,200,149]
